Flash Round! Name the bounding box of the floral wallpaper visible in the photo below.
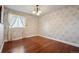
[39,6,79,44]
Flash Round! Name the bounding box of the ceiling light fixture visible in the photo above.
[32,5,42,16]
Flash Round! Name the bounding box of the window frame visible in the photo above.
[8,13,26,28]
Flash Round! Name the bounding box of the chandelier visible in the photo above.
[32,5,42,16]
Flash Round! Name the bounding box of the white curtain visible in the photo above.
[8,13,25,28]
[8,13,26,41]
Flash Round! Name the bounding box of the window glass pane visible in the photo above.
[8,13,25,28]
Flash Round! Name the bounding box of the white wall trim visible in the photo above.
[0,41,4,52]
[0,23,4,52]
[39,35,79,48]
[5,37,23,42]
[25,35,37,38]
[4,35,79,48]
[5,35,37,42]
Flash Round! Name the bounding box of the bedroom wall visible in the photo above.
[39,6,79,45]
[4,6,79,46]
[4,8,38,41]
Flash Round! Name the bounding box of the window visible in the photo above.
[8,13,25,28]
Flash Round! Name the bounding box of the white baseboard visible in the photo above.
[4,35,79,48]
[5,35,37,42]
[0,41,4,53]
[39,35,79,48]
[5,37,23,42]
[25,35,37,38]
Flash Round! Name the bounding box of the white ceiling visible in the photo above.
[5,5,67,16]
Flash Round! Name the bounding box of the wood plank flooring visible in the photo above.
[2,36,79,53]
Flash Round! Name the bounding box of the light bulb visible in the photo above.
[36,12,40,16]
[32,11,36,14]
[38,10,42,14]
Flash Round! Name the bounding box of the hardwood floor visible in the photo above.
[2,36,79,53]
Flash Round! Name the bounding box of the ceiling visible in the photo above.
[5,5,67,16]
